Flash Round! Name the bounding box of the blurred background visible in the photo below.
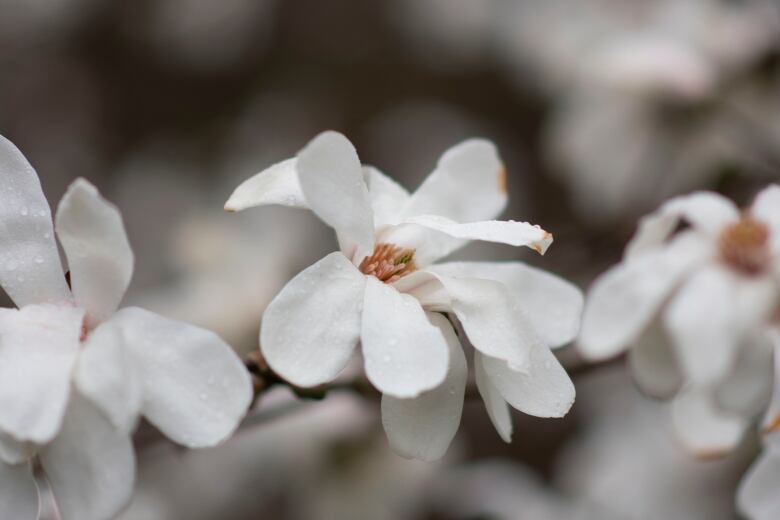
[4,0,780,518]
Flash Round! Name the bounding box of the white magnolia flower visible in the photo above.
[226,131,582,460]
[580,186,780,457]
[0,135,252,520]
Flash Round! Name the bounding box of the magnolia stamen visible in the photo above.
[359,243,417,283]
[719,215,770,276]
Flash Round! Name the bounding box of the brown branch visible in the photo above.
[134,349,620,449]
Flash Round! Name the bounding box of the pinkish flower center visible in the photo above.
[359,243,417,283]
[719,216,770,276]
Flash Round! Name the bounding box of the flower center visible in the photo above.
[359,243,417,283]
[718,216,770,276]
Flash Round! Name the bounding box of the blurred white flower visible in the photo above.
[580,186,780,456]
[226,131,582,460]
[0,136,252,520]
[558,366,749,519]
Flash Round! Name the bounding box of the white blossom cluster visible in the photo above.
[2,123,780,519]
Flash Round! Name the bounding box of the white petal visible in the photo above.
[0,462,38,520]
[579,231,710,360]
[40,393,135,520]
[404,215,553,255]
[392,270,452,310]
[761,329,780,434]
[0,304,83,443]
[474,352,512,443]
[0,432,35,465]
[401,139,507,223]
[752,184,780,232]
[738,437,780,520]
[75,318,143,433]
[261,252,365,387]
[0,135,70,307]
[626,191,739,258]
[109,307,252,448]
[670,389,746,457]
[715,332,773,418]
[429,261,583,348]
[55,179,134,328]
[380,313,466,461]
[362,277,449,398]
[363,165,410,228]
[398,271,539,371]
[752,185,780,254]
[297,131,375,257]
[224,158,307,212]
[479,344,575,418]
[664,266,765,385]
[627,320,682,399]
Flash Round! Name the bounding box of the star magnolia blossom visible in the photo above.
[0,136,252,520]
[580,186,780,457]
[226,131,582,460]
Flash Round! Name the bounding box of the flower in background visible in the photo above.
[738,329,780,520]
[0,136,252,520]
[580,186,780,457]
[226,131,582,460]
[738,430,780,520]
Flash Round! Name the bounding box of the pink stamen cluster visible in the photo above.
[359,243,417,283]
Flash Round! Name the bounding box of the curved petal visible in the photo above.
[0,432,35,465]
[664,267,776,386]
[715,332,773,418]
[0,304,83,443]
[752,185,780,234]
[380,313,466,461]
[297,131,375,257]
[664,266,737,385]
[429,261,583,348]
[479,344,575,418]
[752,185,780,255]
[737,436,780,520]
[627,320,682,399]
[670,389,746,458]
[261,252,365,387]
[403,215,552,257]
[0,135,70,307]
[474,352,512,443]
[108,307,252,448]
[397,271,538,371]
[401,138,507,223]
[40,393,135,520]
[579,231,710,360]
[363,166,410,229]
[0,462,38,520]
[75,319,142,433]
[626,191,739,258]
[362,277,449,398]
[224,158,307,212]
[55,179,134,328]
[761,329,780,434]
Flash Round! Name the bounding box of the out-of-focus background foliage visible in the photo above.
[5,0,780,518]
